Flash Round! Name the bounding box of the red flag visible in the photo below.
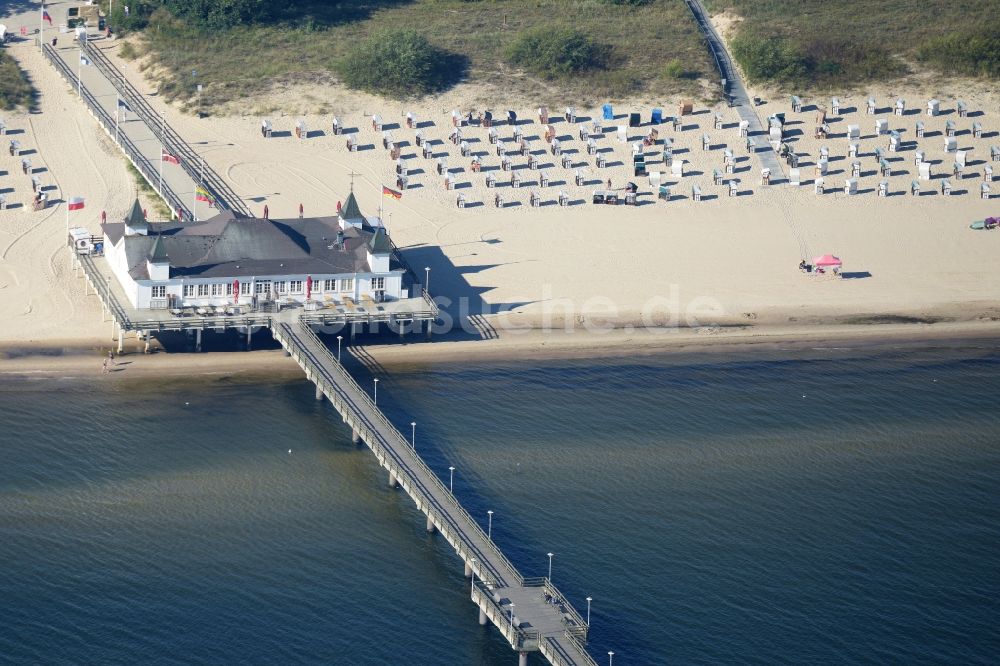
[67,196,85,211]
[161,149,180,165]
[306,276,312,301]
[233,279,240,304]
[382,185,402,200]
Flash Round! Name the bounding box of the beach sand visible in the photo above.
[1,0,998,371]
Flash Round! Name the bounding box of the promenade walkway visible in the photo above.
[685,0,786,182]
[44,35,247,220]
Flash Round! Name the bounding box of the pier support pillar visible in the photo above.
[426,318,433,340]
[351,428,360,444]
[464,561,473,578]
[144,334,151,354]
[117,328,124,354]
[426,514,435,533]
[350,322,358,341]
[519,651,528,666]
[195,328,202,353]
[246,326,252,351]
[479,608,488,626]
[315,383,323,400]
[389,472,398,488]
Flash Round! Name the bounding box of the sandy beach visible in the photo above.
[1,0,998,371]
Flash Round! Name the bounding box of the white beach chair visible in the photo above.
[895,99,905,116]
[831,97,840,115]
[844,178,857,195]
[985,165,994,183]
[814,178,825,194]
[919,162,931,181]
[617,125,627,143]
[956,150,968,168]
[982,183,991,199]
[926,99,939,116]
[942,179,952,196]
[728,180,738,197]
[649,171,661,188]
[867,97,877,114]
[671,159,685,177]
[789,168,801,186]
[692,185,702,201]
[878,180,888,197]
[847,124,860,140]
[944,136,957,153]
[702,134,711,150]
[875,118,888,135]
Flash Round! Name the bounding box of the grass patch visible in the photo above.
[705,0,1000,88]
[118,0,715,110]
[0,51,35,111]
[126,161,172,219]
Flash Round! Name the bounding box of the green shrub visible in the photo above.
[0,52,34,111]
[163,0,271,31]
[336,29,465,98]
[506,27,610,78]
[918,28,1000,78]
[731,32,808,82]
[598,0,654,5]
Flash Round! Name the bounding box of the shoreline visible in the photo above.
[3,319,999,380]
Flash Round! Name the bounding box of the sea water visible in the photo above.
[1,341,998,664]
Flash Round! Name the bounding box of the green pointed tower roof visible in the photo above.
[367,226,391,254]
[148,235,169,263]
[125,199,145,227]
[340,191,364,222]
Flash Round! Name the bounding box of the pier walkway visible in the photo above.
[685,0,785,182]
[273,322,597,666]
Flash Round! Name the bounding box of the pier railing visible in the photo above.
[472,579,541,651]
[76,252,132,328]
[44,44,191,220]
[81,41,250,217]
[285,322,523,585]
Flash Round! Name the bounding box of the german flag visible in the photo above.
[194,186,214,203]
[382,185,402,200]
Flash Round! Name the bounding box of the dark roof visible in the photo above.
[148,235,169,263]
[368,226,392,254]
[125,199,145,228]
[340,191,364,221]
[102,211,401,281]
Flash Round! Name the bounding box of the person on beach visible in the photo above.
[108,350,116,365]
[606,178,612,190]
[299,203,303,218]
[101,210,107,224]
[263,204,268,219]
[101,359,108,374]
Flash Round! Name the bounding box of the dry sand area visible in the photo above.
[1,5,999,361]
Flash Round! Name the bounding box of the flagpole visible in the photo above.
[39,5,43,53]
[159,147,163,195]
[77,47,82,97]
[115,94,120,143]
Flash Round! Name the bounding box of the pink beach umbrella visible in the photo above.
[812,254,842,267]
[306,275,313,301]
[233,279,240,304]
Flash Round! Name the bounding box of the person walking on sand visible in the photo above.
[102,359,109,375]
[299,203,304,218]
[606,178,612,190]
[108,349,116,365]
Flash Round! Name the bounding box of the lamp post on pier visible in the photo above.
[336,335,343,362]
[547,552,554,582]
[586,597,592,626]
[449,466,455,493]
[608,651,614,666]
[410,421,416,448]
[487,510,494,539]
[373,378,379,405]
[424,266,430,296]
[509,603,515,634]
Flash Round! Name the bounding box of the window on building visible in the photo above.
[341,278,354,292]
[226,283,234,296]
[151,285,166,298]
[372,277,385,291]
[197,284,210,297]
[255,281,269,294]
[324,279,336,292]
[289,280,303,294]
[211,283,225,296]
[183,284,195,297]
[274,281,286,294]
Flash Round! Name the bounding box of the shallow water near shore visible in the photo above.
[2,341,999,664]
